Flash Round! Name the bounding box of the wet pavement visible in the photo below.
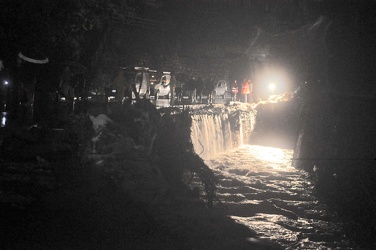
[206,145,354,249]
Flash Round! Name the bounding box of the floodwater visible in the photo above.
[206,144,353,249]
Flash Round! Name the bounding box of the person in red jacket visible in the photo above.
[241,79,249,103]
[241,79,254,103]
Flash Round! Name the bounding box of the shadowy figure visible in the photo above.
[203,78,214,104]
[195,77,204,103]
[169,71,176,106]
[113,69,126,105]
[231,80,238,101]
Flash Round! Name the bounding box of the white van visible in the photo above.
[154,72,172,98]
[212,80,229,99]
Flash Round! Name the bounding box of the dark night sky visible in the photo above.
[140,0,376,93]
[1,0,376,92]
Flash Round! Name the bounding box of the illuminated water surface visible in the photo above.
[206,144,352,249]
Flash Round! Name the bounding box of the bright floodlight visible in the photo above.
[4,81,8,85]
[254,66,291,98]
[268,83,276,91]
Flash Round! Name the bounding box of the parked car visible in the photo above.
[212,80,229,99]
[115,66,155,100]
[132,67,157,99]
[154,72,172,99]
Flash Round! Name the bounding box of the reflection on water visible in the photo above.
[250,145,287,164]
[207,145,353,249]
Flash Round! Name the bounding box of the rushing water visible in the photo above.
[206,145,352,249]
[190,103,255,159]
[191,113,234,159]
[190,110,354,249]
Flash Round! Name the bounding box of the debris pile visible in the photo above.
[81,100,218,207]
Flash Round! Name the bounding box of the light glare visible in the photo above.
[251,145,286,163]
[268,83,276,91]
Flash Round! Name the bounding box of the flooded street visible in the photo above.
[206,145,353,249]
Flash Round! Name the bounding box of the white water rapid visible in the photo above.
[190,106,256,160]
[190,111,353,249]
[191,113,234,160]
